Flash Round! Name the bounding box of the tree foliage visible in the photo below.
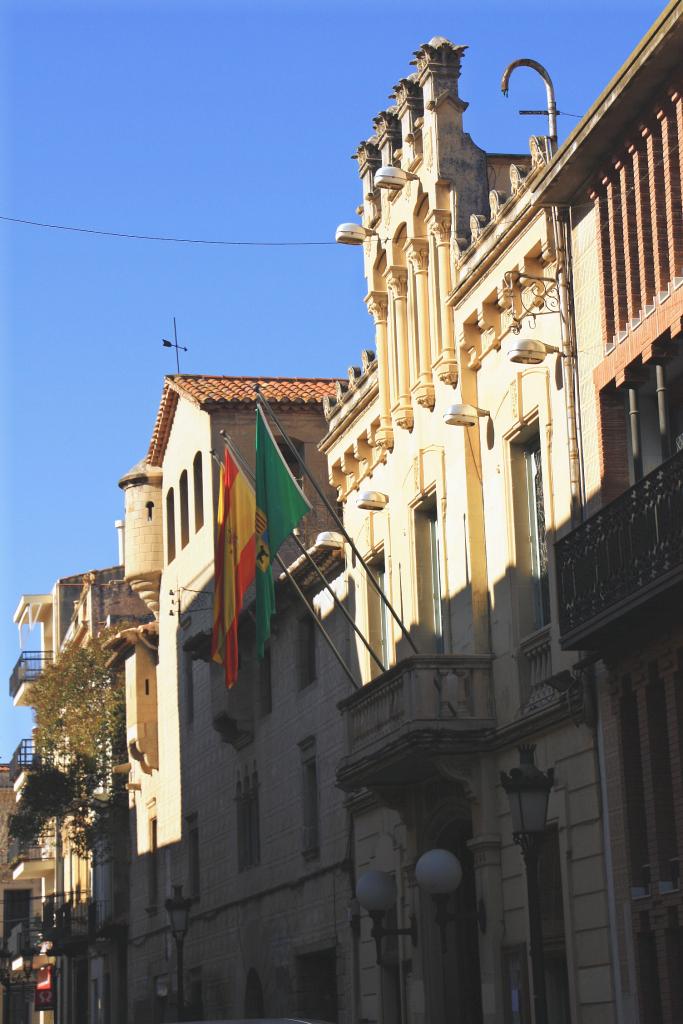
[9,628,129,857]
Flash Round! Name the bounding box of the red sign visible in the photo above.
[35,965,55,1011]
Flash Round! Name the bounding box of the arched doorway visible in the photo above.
[422,817,483,1024]
[244,967,264,1019]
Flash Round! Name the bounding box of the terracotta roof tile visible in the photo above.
[147,375,340,466]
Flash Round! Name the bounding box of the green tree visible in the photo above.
[9,628,128,857]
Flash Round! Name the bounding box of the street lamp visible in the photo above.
[355,870,417,965]
[500,745,554,1024]
[165,885,193,1022]
[0,942,12,1024]
[415,848,487,953]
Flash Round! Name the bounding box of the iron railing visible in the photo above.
[9,738,40,783]
[9,651,53,700]
[556,447,683,643]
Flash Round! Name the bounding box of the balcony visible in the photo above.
[9,651,53,706]
[8,834,56,881]
[43,896,95,954]
[9,737,40,785]
[556,447,683,649]
[337,654,494,792]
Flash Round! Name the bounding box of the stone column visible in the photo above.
[406,241,434,409]
[428,210,459,386]
[386,267,413,430]
[366,291,394,451]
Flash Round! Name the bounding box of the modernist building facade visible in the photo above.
[323,33,618,1024]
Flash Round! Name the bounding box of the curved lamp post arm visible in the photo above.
[501,58,557,151]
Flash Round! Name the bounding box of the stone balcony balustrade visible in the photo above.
[337,654,494,791]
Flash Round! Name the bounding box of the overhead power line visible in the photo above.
[0,214,336,246]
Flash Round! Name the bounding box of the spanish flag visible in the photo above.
[212,447,256,687]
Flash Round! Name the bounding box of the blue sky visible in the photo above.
[0,0,665,758]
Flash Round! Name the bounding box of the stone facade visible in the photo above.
[118,377,357,1022]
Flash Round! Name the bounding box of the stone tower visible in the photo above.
[118,459,163,617]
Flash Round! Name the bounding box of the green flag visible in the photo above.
[255,406,311,656]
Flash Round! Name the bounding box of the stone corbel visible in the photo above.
[353,434,373,470]
[328,460,345,499]
[127,722,157,775]
[432,756,477,802]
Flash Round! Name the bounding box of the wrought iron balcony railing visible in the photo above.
[9,651,53,700]
[555,447,683,647]
[9,737,40,783]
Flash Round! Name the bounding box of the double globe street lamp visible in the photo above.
[165,884,193,1022]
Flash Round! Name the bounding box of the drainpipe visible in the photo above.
[595,682,625,1022]
[552,206,584,524]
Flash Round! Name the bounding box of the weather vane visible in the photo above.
[162,317,188,373]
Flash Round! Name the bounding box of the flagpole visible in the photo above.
[254,387,419,655]
[210,446,361,691]
[273,550,361,692]
[218,432,383,672]
[289,530,387,674]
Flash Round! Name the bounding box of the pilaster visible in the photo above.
[366,291,394,450]
[386,266,414,430]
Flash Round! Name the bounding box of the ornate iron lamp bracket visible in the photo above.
[504,271,560,335]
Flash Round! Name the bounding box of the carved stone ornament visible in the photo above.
[375,424,395,451]
[414,380,435,409]
[432,756,477,801]
[372,108,401,150]
[530,135,551,168]
[361,349,376,373]
[391,74,424,118]
[410,37,467,81]
[322,395,337,420]
[509,163,527,194]
[366,293,389,323]
[387,268,408,299]
[427,210,451,245]
[394,404,414,431]
[488,189,507,221]
[470,213,487,241]
[435,357,459,386]
[353,139,382,178]
[406,241,429,273]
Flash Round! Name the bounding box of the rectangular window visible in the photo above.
[524,442,550,629]
[258,643,272,717]
[148,818,158,907]
[187,817,200,900]
[236,771,260,871]
[511,432,550,635]
[3,889,30,939]
[620,682,650,895]
[298,616,317,688]
[300,737,319,856]
[415,503,444,652]
[368,558,390,675]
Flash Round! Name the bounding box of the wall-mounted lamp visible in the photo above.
[315,531,345,550]
[415,849,486,953]
[374,166,419,191]
[356,869,418,965]
[356,490,389,511]
[507,338,561,365]
[443,403,490,427]
[335,223,376,246]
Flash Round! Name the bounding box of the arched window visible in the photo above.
[166,489,176,563]
[193,452,204,532]
[179,470,189,549]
